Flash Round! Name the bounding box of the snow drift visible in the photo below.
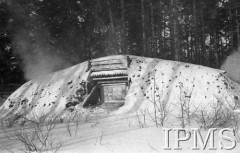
[1,55,240,125]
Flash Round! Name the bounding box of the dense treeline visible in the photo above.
[0,0,240,83]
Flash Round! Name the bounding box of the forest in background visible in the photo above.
[0,0,240,84]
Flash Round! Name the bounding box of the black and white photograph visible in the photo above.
[0,0,240,152]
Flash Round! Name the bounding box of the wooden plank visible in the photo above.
[100,85,104,103]
[91,60,125,66]
[91,70,128,78]
[82,85,99,107]
[91,63,126,68]
[92,65,127,70]
[97,80,128,84]
[91,68,127,73]
[91,55,127,62]
[90,56,131,75]
[91,76,128,81]
[92,63,127,68]
[91,58,128,67]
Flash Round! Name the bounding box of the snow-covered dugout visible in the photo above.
[85,55,130,106]
[1,55,240,124]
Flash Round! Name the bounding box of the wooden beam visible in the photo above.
[92,76,128,81]
[82,85,99,107]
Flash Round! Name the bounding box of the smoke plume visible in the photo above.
[8,2,73,80]
[221,47,240,83]
[13,30,72,80]
[22,51,71,80]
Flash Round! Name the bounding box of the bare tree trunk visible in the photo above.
[95,0,103,56]
[190,31,194,62]
[200,4,206,65]
[157,2,163,58]
[214,31,219,67]
[185,7,191,62]
[107,0,115,33]
[170,0,180,61]
[0,77,3,90]
[120,0,126,54]
[141,0,147,56]
[162,6,166,53]
[186,19,190,62]
[236,9,240,47]
[211,8,219,68]
[106,0,118,54]
[150,0,155,57]
[193,0,199,64]
[229,10,234,51]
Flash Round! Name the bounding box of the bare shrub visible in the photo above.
[135,109,146,128]
[230,111,240,141]
[194,100,234,130]
[3,113,63,153]
[65,111,81,137]
[2,113,23,128]
[174,82,197,128]
[140,62,171,127]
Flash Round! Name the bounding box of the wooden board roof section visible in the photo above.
[90,55,130,80]
[91,55,130,72]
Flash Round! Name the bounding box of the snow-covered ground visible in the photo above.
[0,113,239,153]
[1,55,240,152]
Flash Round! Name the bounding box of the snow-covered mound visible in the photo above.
[0,61,90,121]
[119,57,240,118]
[1,55,240,125]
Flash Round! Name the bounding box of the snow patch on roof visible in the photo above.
[91,70,128,77]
